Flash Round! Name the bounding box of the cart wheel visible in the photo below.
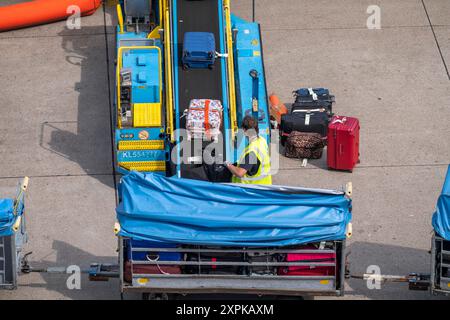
[275,295,307,300]
[142,293,170,300]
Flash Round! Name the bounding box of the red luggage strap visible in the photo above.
[204,99,211,139]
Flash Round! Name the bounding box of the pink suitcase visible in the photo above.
[278,249,336,276]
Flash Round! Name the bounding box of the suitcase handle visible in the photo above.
[146,254,160,262]
[146,254,171,275]
[332,116,347,124]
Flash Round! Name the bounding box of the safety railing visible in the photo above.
[122,241,345,296]
[163,0,174,142]
[432,235,450,295]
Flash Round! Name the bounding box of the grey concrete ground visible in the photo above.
[0,0,449,299]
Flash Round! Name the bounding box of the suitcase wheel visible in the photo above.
[208,64,214,70]
[183,63,189,71]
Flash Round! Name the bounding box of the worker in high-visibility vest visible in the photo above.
[226,115,272,185]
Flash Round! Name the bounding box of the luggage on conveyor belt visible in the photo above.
[182,32,216,69]
[203,163,232,183]
[285,131,326,159]
[293,87,335,114]
[278,247,336,276]
[186,99,223,141]
[180,163,210,181]
[183,250,246,275]
[327,116,360,172]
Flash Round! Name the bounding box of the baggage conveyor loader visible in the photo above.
[6,1,443,300]
[104,0,353,299]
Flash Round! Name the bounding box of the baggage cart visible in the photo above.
[431,234,450,296]
[115,239,348,299]
[0,178,29,290]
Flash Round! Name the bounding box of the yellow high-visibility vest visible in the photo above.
[232,136,272,185]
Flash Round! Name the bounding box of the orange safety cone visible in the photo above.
[269,93,288,126]
[0,0,102,32]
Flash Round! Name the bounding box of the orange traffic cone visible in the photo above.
[269,93,288,126]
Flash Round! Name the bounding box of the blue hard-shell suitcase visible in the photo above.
[182,32,216,69]
[126,239,182,262]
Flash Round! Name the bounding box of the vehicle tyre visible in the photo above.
[142,293,170,300]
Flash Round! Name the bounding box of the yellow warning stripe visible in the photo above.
[118,140,164,150]
[119,161,166,172]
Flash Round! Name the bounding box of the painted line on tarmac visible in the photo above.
[421,0,450,80]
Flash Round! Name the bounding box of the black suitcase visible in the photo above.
[280,111,329,138]
[203,163,232,183]
[183,251,246,275]
[247,252,284,275]
[291,101,333,115]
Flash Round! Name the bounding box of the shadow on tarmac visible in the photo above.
[38,24,115,188]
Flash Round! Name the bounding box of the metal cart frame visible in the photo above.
[431,234,450,296]
[117,238,347,298]
[0,178,28,290]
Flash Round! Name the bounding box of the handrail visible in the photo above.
[163,0,174,141]
[116,4,124,34]
[223,0,237,139]
[116,46,162,129]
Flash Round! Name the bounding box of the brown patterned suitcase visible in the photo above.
[285,131,326,159]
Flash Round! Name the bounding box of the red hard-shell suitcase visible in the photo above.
[327,116,360,172]
[278,250,336,276]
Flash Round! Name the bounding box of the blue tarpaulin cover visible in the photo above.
[116,172,352,247]
[432,165,450,240]
[0,198,22,237]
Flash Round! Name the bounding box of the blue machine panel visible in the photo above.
[116,128,165,142]
[117,150,166,163]
[122,48,160,104]
[231,15,271,163]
